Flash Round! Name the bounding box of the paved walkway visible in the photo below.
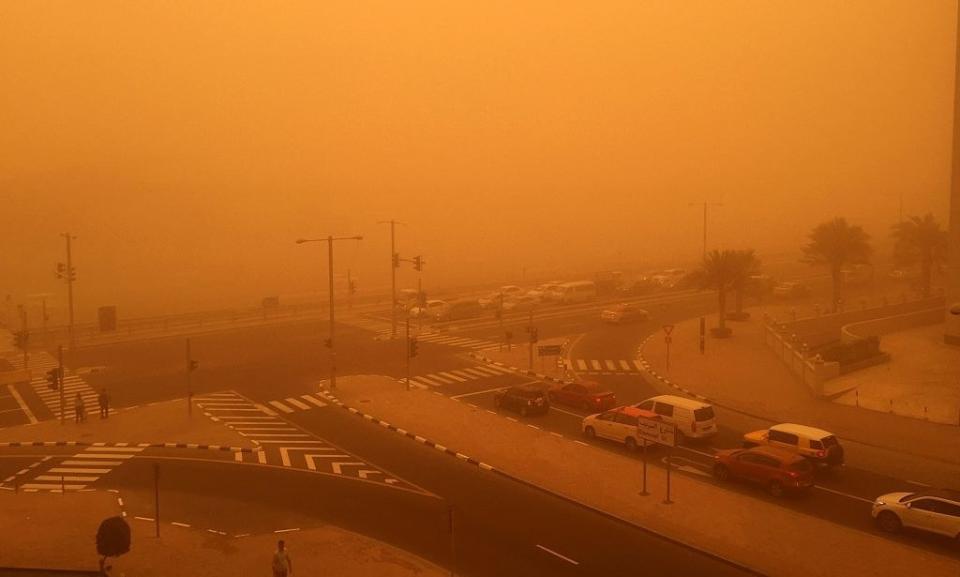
[639,309,960,475]
[0,490,444,576]
[829,323,960,424]
[330,376,960,577]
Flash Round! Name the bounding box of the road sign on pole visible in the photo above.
[537,344,563,356]
[637,415,675,447]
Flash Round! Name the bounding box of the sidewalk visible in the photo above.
[0,490,444,577]
[330,375,960,577]
[639,309,960,482]
[0,397,255,449]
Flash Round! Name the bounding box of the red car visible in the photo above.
[713,446,814,497]
[548,381,617,411]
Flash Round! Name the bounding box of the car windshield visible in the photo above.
[694,407,715,421]
[821,435,838,447]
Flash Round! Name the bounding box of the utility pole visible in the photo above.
[405,315,411,391]
[377,220,403,339]
[296,234,363,390]
[347,268,353,311]
[527,308,535,370]
[60,233,77,349]
[689,202,722,260]
[57,345,64,425]
[17,305,28,369]
[185,338,196,415]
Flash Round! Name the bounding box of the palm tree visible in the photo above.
[891,213,947,298]
[802,218,872,312]
[730,249,761,318]
[695,249,738,335]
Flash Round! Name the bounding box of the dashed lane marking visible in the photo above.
[536,544,579,566]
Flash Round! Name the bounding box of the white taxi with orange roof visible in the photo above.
[581,406,658,451]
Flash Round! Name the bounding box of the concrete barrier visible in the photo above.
[841,307,943,344]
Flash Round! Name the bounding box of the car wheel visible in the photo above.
[713,464,730,482]
[768,480,785,498]
[876,511,902,533]
[625,437,637,452]
[520,405,528,417]
[584,426,596,439]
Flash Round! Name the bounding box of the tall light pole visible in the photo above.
[296,235,363,389]
[690,202,722,260]
[377,220,404,338]
[56,233,77,349]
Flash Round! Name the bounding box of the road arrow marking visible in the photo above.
[303,453,351,471]
[357,470,382,479]
[331,462,364,475]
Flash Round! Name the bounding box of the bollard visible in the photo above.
[61,475,65,494]
[924,406,928,421]
[855,389,859,408]
[889,399,894,414]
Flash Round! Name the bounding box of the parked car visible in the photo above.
[503,295,538,312]
[742,423,844,468]
[772,281,810,298]
[548,381,616,411]
[618,278,658,297]
[600,303,650,324]
[494,384,550,416]
[552,281,597,304]
[435,299,483,321]
[409,299,448,319]
[634,395,717,443]
[872,490,960,542]
[582,406,658,451]
[713,446,815,497]
[535,282,564,302]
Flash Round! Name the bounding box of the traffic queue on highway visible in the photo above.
[492,378,960,548]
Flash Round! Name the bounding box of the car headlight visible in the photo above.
[874,500,885,507]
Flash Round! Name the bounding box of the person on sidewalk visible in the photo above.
[98,388,110,419]
[272,540,293,577]
[74,392,86,423]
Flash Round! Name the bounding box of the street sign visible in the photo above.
[538,344,563,356]
[662,324,674,336]
[637,415,676,447]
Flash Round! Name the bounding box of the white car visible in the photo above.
[872,490,960,542]
[409,300,448,319]
[634,395,717,442]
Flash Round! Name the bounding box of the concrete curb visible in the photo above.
[315,385,766,577]
[0,441,259,453]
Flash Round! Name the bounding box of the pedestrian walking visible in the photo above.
[74,392,86,423]
[272,540,293,577]
[98,388,110,419]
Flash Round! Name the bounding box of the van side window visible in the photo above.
[654,403,673,417]
[768,430,798,445]
[638,400,654,411]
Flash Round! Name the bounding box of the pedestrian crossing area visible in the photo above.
[12,444,145,492]
[194,392,420,492]
[570,359,647,374]
[8,351,113,420]
[405,331,500,351]
[402,364,517,389]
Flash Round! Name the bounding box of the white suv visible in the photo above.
[872,490,960,543]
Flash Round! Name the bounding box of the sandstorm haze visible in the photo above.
[1,0,954,319]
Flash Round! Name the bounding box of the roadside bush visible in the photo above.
[816,336,881,365]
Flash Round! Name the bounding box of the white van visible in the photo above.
[553,281,597,304]
[634,395,717,442]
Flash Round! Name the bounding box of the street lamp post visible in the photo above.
[689,202,722,260]
[377,220,405,339]
[296,235,363,390]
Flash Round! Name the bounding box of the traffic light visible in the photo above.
[46,367,62,390]
[418,291,427,307]
[408,337,418,358]
[392,253,400,268]
[348,279,357,295]
[324,338,333,348]
[529,327,539,343]
[13,330,28,350]
[188,359,199,372]
[412,256,423,272]
[56,262,65,278]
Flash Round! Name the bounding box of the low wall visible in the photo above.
[788,297,943,348]
[841,307,943,344]
[761,320,839,398]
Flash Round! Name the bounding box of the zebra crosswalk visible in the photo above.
[402,364,516,389]
[17,444,146,492]
[194,392,419,491]
[8,351,113,420]
[570,359,647,374]
[407,331,500,350]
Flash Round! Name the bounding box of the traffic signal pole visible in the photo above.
[186,338,193,415]
[57,345,64,425]
[405,315,411,391]
[62,233,76,349]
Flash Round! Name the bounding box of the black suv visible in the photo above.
[494,384,550,417]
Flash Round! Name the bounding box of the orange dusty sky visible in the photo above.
[0,1,956,319]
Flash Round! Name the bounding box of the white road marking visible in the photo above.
[618,360,632,371]
[813,485,874,504]
[36,475,98,482]
[576,359,588,370]
[605,360,617,370]
[536,544,579,565]
[590,360,601,370]
[268,400,294,414]
[61,460,122,466]
[331,462,364,474]
[48,468,111,474]
[7,385,37,424]
[285,398,311,410]
[633,360,644,371]
[300,394,327,408]
[438,371,467,382]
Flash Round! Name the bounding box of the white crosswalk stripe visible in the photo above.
[9,351,115,421]
[570,359,645,374]
[19,446,145,492]
[402,364,521,388]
